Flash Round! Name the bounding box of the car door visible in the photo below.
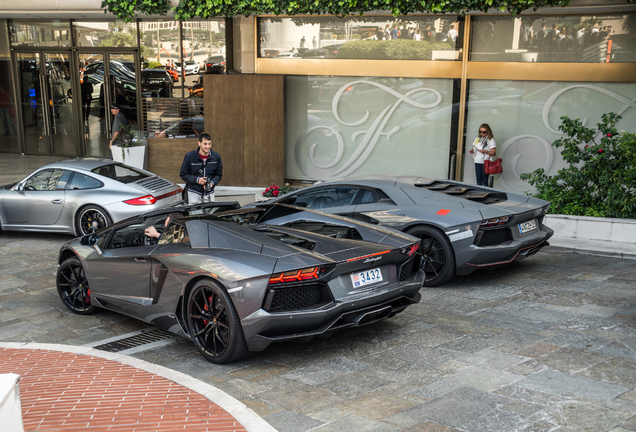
[85,222,154,313]
[350,187,403,222]
[3,169,71,228]
[283,186,360,218]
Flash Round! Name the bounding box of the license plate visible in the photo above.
[518,219,537,234]
[351,267,383,288]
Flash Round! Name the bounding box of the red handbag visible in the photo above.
[484,158,503,175]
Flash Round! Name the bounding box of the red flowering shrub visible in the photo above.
[521,113,636,218]
[263,184,296,198]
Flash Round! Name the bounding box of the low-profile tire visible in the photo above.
[186,279,248,364]
[75,205,112,236]
[56,256,97,315]
[407,225,456,287]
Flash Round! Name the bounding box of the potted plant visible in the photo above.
[111,124,146,169]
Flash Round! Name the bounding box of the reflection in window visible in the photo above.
[11,20,71,47]
[67,172,103,190]
[73,22,138,48]
[25,169,67,191]
[286,75,455,182]
[258,16,460,60]
[470,14,636,63]
[139,20,223,135]
[0,20,20,152]
[462,80,636,194]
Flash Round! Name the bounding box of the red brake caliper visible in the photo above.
[203,295,212,325]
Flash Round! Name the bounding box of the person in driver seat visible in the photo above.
[144,212,184,245]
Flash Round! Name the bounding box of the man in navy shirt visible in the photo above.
[179,133,223,203]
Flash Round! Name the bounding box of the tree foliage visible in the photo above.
[521,113,636,219]
[101,0,634,22]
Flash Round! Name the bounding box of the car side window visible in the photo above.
[159,223,190,245]
[23,169,69,191]
[352,188,394,206]
[295,187,359,209]
[67,172,103,190]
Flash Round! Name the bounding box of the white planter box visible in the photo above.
[545,214,636,257]
[0,374,24,432]
[112,144,146,170]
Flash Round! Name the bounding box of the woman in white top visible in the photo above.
[468,123,496,186]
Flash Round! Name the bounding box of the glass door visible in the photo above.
[15,51,77,156]
[78,51,139,157]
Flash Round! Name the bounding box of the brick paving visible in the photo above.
[0,348,247,432]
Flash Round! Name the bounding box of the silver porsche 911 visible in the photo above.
[260,176,554,287]
[0,158,182,236]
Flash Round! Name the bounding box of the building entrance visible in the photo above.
[77,51,139,158]
[13,49,139,158]
[15,51,76,157]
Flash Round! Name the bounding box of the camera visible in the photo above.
[204,179,212,194]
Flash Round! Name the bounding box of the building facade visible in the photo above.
[0,1,635,195]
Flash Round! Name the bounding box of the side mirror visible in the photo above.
[14,182,24,192]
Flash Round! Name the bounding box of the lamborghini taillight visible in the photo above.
[269,267,324,285]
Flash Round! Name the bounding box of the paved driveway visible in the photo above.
[1,231,635,432]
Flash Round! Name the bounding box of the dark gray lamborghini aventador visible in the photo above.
[261,176,554,287]
[56,202,424,363]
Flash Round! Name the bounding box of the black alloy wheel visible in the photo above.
[56,257,97,315]
[186,279,247,364]
[407,225,456,287]
[76,205,112,236]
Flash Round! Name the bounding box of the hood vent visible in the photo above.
[414,180,507,204]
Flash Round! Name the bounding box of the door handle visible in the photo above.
[134,258,147,262]
[51,199,63,204]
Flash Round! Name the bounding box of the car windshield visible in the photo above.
[143,71,167,79]
[91,163,150,184]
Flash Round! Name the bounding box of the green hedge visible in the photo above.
[101,0,634,22]
[337,39,454,60]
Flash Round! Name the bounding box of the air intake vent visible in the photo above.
[264,284,331,312]
[475,228,512,247]
[137,177,173,191]
[414,180,507,204]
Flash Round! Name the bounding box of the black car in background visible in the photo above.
[205,55,226,74]
[140,69,173,97]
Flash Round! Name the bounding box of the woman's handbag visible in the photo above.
[484,158,503,175]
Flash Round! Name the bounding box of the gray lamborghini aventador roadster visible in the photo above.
[56,202,424,363]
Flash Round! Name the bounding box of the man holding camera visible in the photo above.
[179,133,222,203]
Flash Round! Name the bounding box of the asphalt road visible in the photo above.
[1,231,635,432]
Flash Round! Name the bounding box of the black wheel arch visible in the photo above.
[58,249,79,266]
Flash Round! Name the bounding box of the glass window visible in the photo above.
[0,20,19,152]
[24,169,68,191]
[73,22,138,48]
[293,186,360,209]
[470,13,636,63]
[159,223,189,244]
[10,20,71,47]
[91,163,149,183]
[462,80,636,194]
[67,172,103,190]
[286,75,455,182]
[258,16,461,60]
